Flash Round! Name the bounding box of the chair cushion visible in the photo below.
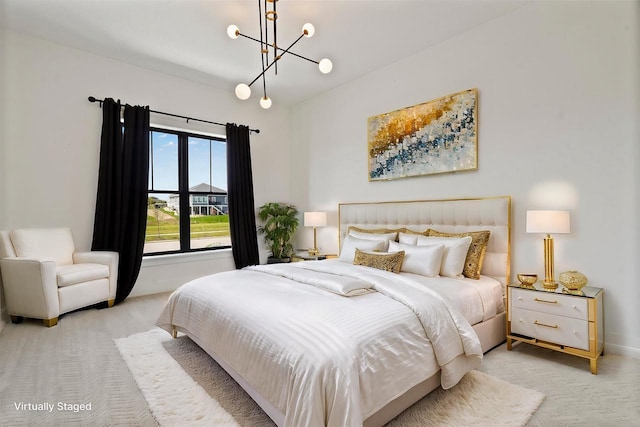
[10,228,75,265]
[56,263,109,288]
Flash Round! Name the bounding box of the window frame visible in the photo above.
[146,126,230,256]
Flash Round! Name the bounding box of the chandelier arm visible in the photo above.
[261,69,267,99]
[237,33,318,64]
[248,57,278,87]
[258,0,268,99]
[262,0,269,66]
[288,53,319,65]
[258,0,264,42]
[248,33,306,87]
[273,0,278,75]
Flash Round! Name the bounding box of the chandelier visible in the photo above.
[227,0,333,109]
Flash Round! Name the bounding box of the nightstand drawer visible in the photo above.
[511,288,588,320]
[511,307,589,350]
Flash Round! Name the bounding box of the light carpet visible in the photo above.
[116,328,545,426]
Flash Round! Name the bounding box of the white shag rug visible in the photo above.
[116,328,545,426]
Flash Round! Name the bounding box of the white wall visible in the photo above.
[0,30,292,329]
[290,2,640,356]
[0,27,8,330]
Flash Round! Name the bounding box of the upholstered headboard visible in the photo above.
[338,196,511,286]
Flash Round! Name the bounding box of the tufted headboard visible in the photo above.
[338,196,511,286]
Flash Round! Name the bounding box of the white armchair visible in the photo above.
[0,228,118,327]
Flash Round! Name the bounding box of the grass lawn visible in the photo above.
[146,208,230,242]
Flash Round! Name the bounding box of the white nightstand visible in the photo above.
[506,282,604,374]
[290,253,337,262]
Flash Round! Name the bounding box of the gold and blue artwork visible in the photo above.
[368,88,478,181]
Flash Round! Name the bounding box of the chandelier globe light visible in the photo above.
[302,23,315,37]
[227,25,240,39]
[318,58,333,74]
[259,96,273,109]
[235,83,251,100]
[227,0,332,109]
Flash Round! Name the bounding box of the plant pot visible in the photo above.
[267,257,290,264]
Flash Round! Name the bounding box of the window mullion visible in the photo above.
[178,133,190,251]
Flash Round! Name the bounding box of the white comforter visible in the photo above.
[156,261,482,427]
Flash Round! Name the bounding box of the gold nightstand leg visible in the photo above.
[590,358,598,375]
[43,317,58,327]
[507,337,512,351]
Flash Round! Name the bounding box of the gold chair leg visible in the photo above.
[108,299,115,308]
[43,317,58,327]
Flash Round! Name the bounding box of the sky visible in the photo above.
[149,130,227,199]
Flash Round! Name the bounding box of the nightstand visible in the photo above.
[291,253,337,262]
[506,282,604,374]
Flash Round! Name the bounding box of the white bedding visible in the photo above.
[398,271,505,325]
[156,261,485,427]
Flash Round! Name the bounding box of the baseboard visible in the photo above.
[604,342,640,360]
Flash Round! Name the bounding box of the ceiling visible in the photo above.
[0,0,526,107]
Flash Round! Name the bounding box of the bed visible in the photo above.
[156,196,511,427]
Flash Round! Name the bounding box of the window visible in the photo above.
[145,128,230,255]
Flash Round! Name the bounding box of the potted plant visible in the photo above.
[257,202,300,263]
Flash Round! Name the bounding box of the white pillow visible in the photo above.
[398,232,420,245]
[388,241,444,277]
[348,230,397,251]
[339,235,386,263]
[416,235,472,278]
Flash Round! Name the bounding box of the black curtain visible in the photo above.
[226,123,259,268]
[92,98,150,303]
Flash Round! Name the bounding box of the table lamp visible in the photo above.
[304,211,327,256]
[526,210,570,290]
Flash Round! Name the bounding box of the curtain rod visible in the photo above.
[87,96,260,134]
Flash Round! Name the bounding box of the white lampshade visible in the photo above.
[302,23,315,37]
[318,58,333,74]
[304,211,327,227]
[227,25,240,39]
[235,83,251,100]
[259,96,272,109]
[526,210,570,234]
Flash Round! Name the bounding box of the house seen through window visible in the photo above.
[145,128,230,255]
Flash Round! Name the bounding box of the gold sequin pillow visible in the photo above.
[353,249,405,274]
[426,229,491,279]
[348,226,406,236]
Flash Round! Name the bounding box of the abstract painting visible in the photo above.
[368,88,478,181]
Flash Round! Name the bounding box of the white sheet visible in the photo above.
[157,261,482,427]
[397,272,505,325]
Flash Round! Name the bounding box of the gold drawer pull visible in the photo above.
[534,297,558,304]
[534,320,558,328]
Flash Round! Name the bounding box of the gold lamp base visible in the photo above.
[308,226,320,256]
[542,234,558,290]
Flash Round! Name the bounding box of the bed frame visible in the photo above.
[179,196,511,427]
[339,196,511,426]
